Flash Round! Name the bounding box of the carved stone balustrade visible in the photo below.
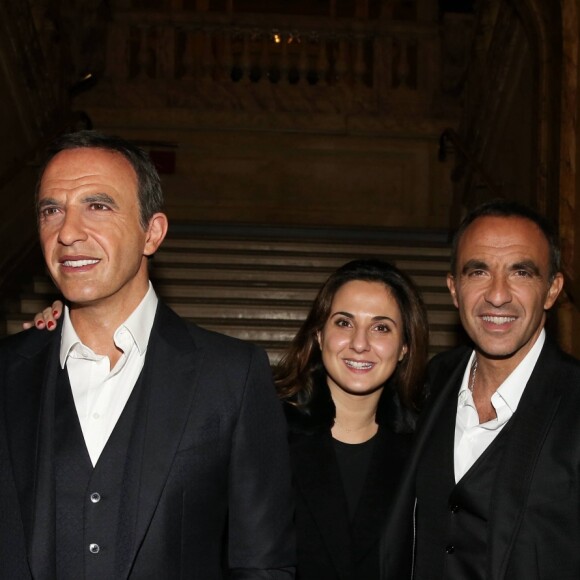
[96,9,443,115]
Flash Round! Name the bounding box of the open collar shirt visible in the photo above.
[454,329,546,482]
[60,282,158,466]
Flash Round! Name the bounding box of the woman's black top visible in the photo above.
[333,435,377,523]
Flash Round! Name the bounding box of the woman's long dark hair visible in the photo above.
[275,259,429,422]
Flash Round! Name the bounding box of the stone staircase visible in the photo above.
[4,225,463,362]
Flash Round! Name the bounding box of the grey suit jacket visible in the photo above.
[381,338,580,580]
[0,302,295,579]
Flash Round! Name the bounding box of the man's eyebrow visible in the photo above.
[37,197,60,211]
[83,193,118,207]
[461,259,488,275]
[36,193,119,213]
[511,260,541,276]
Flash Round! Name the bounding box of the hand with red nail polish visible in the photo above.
[23,300,64,331]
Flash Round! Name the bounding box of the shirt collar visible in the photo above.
[60,282,159,368]
[457,329,546,413]
[495,329,545,413]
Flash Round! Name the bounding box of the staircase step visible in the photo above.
[162,237,452,258]
[32,277,454,305]
[149,264,447,287]
[154,248,450,272]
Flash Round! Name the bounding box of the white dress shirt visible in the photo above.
[60,283,158,466]
[454,329,546,482]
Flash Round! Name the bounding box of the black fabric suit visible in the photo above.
[286,387,413,580]
[0,302,295,579]
[380,338,580,580]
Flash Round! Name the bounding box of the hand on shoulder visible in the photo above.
[22,300,64,331]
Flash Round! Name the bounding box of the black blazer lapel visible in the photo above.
[291,430,352,578]
[119,303,204,577]
[489,340,565,580]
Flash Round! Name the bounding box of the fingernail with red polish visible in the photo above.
[47,321,55,329]
[53,310,59,317]
[36,320,44,328]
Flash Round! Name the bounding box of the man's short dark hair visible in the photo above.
[450,199,561,280]
[35,130,164,229]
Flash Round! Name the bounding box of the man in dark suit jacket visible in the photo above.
[0,131,295,579]
[381,200,580,579]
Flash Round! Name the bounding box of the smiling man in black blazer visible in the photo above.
[0,131,295,579]
[381,200,580,580]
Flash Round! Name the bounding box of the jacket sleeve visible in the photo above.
[227,345,296,579]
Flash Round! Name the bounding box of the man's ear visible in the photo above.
[144,213,168,257]
[447,273,459,308]
[544,272,564,310]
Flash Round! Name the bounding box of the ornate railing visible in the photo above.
[98,10,441,113]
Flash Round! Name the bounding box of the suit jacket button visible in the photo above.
[89,543,100,554]
[445,545,455,554]
[90,492,101,503]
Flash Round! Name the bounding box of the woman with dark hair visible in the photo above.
[275,258,429,580]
